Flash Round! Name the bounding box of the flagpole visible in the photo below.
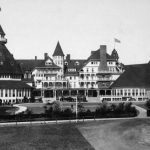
[114,40,116,49]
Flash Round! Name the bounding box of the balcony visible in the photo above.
[97,77,112,81]
[97,70,123,75]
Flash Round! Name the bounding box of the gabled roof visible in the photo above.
[17,58,60,73]
[0,43,22,74]
[0,25,5,35]
[64,59,86,76]
[0,80,32,89]
[52,41,64,56]
[111,63,150,88]
[17,59,44,73]
[35,59,60,69]
[87,49,115,61]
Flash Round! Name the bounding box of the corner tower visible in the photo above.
[0,25,7,44]
[52,41,65,76]
[0,25,22,79]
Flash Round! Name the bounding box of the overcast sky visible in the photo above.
[0,0,150,65]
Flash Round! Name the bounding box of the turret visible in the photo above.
[52,41,65,75]
[0,25,7,44]
[111,49,119,61]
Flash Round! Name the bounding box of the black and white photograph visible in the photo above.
[0,0,150,149]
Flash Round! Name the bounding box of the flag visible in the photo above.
[114,38,121,43]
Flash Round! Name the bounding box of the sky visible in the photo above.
[0,0,150,65]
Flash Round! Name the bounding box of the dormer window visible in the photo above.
[65,61,68,65]
[45,62,52,65]
[45,58,52,66]
[75,61,79,65]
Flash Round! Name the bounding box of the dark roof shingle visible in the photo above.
[87,49,114,61]
[64,59,86,76]
[111,63,150,88]
[52,41,64,56]
[0,25,5,35]
[0,43,22,74]
[0,81,32,89]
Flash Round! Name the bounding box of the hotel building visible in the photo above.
[0,25,31,104]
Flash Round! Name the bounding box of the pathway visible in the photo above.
[13,104,27,114]
[134,105,147,118]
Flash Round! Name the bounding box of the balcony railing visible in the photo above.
[97,78,112,81]
[97,70,123,74]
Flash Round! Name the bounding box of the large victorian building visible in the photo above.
[17,41,124,102]
[0,25,31,104]
[1,24,149,103]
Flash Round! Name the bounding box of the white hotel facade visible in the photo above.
[0,24,149,103]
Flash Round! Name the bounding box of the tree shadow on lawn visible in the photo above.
[0,123,95,150]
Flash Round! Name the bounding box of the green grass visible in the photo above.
[0,124,94,150]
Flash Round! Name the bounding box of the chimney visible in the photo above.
[35,56,37,60]
[66,54,70,61]
[44,53,48,60]
[98,45,108,71]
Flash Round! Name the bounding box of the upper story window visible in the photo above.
[80,69,83,72]
[91,61,97,65]
[92,68,94,72]
[75,61,79,65]
[45,59,52,66]
[65,61,68,65]
[68,68,76,72]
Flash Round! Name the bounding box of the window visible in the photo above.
[75,61,79,65]
[92,68,94,72]
[5,90,8,97]
[124,89,127,96]
[132,89,135,96]
[136,89,138,96]
[128,89,130,96]
[70,76,72,80]
[65,62,68,65]
[91,62,93,64]
[13,90,15,97]
[9,89,11,97]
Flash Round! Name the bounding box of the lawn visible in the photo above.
[20,102,101,114]
[0,106,18,115]
[0,123,94,150]
[78,118,150,150]
[1,118,150,150]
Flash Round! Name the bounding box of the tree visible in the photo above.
[0,99,2,106]
[145,99,150,109]
[52,101,62,117]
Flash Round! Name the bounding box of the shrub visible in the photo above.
[52,101,62,117]
[114,103,125,114]
[62,108,73,118]
[145,99,150,109]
